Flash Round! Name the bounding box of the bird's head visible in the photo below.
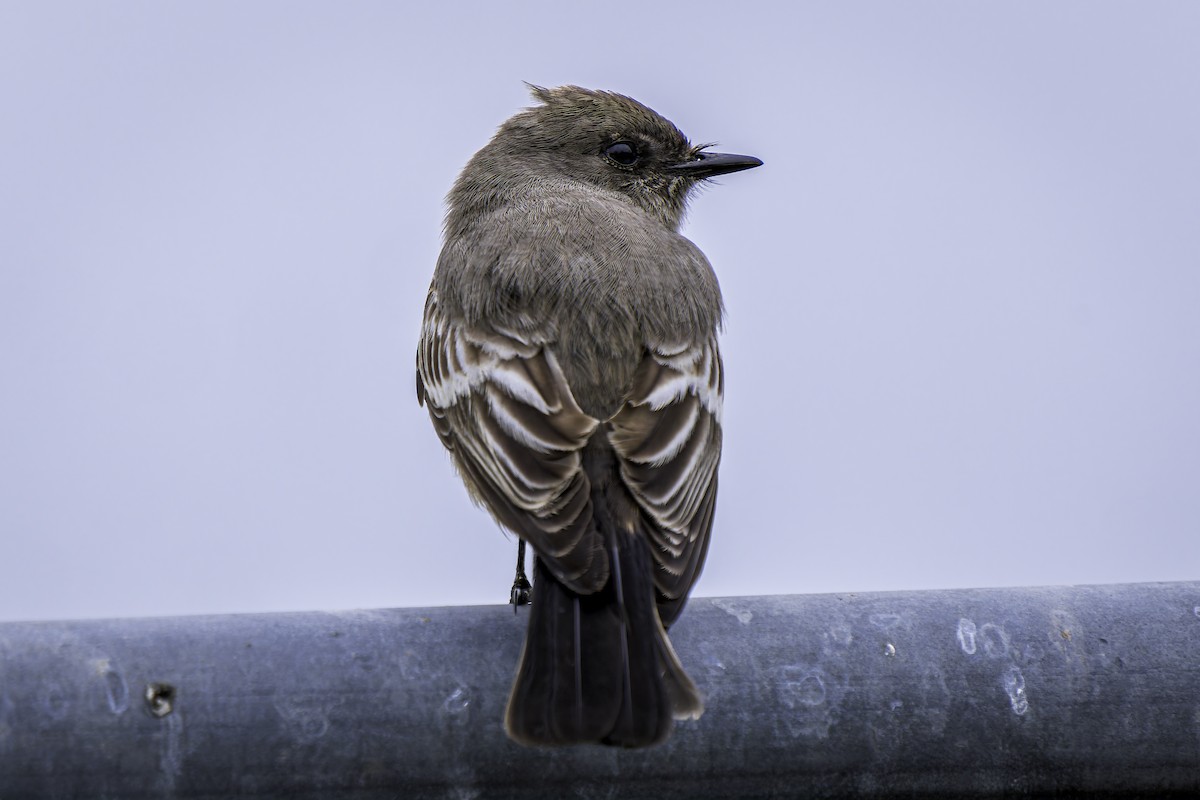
[486,85,762,230]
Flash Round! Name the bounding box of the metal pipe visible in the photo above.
[1,581,1198,798]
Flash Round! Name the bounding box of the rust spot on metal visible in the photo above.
[144,682,176,718]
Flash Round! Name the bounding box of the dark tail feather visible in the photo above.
[504,538,702,747]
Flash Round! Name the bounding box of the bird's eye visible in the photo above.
[604,142,640,166]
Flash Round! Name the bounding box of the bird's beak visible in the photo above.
[666,150,763,178]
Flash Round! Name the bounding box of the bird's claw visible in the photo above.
[510,573,532,611]
[510,539,532,612]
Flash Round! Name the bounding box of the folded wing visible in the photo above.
[417,292,609,592]
[607,338,723,626]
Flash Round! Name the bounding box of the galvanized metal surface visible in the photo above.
[1,582,1198,798]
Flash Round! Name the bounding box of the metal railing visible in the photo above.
[2,581,1197,798]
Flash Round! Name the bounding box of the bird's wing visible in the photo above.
[417,291,609,593]
[607,338,723,627]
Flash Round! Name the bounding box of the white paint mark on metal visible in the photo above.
[957,618,977,655]
[789,673,826,707]
[274,699,330,742]
[90,658,130,715]
[158,710,185,792]
[1003,665,1029,715]
[979,623,1011,658]
[825,623,854,650]
[712,598,753,624]
[443,686,471,715]
[104,668,129,715]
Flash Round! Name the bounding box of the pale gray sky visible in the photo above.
[2,2,1198,622]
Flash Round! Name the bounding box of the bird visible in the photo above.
[416,85,761,747]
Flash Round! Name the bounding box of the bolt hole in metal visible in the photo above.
[144,682,176,718]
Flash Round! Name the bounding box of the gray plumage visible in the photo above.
[417,85,760,747]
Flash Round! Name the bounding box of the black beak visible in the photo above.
[666,150,763,178]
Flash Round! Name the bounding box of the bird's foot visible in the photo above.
[509,571,532,611]
[509,539,532,612]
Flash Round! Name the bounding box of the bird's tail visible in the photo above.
[504,534,703,747]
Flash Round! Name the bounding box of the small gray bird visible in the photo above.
[416,85,760,747]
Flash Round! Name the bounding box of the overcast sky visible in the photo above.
[2,2,1198,622]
